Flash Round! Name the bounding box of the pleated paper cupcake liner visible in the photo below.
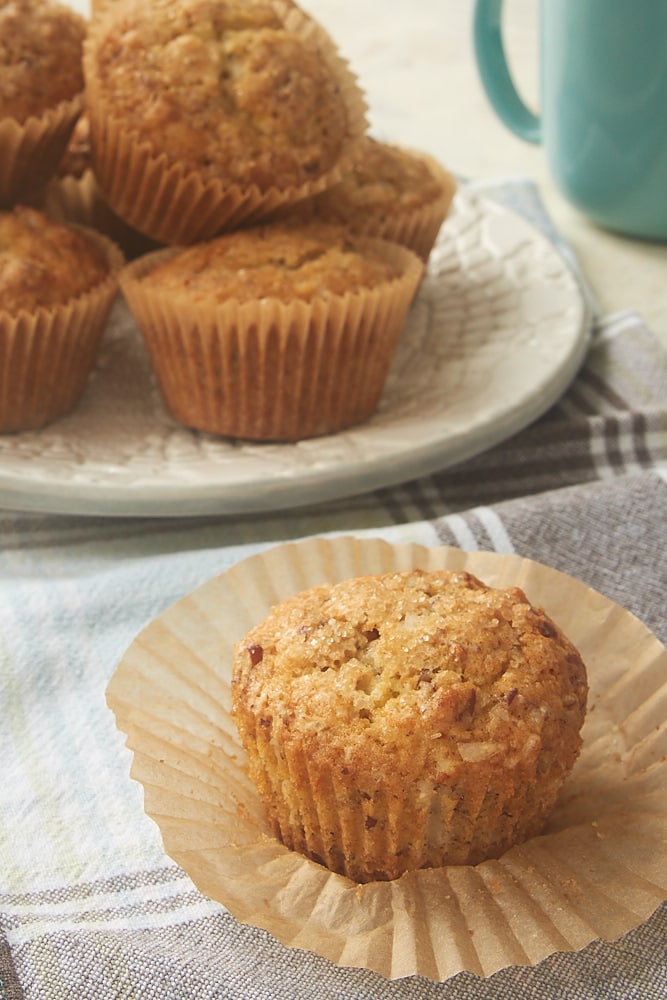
[0,227,124,433]
[250,728,565,883]
[0,95,84,208]
[119,238,424,441]
[107,536,667,982]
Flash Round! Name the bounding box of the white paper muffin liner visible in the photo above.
[106,536,667,982]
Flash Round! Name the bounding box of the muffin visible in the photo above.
[35,115,161,262]
[0,205,124,432]
[286,138,458,262]
[90,0,118,16]
[83,0,368,245]
[0,0,86,206]
[231,568,588,883]
[119,222,423,440]
[35,169,162,262]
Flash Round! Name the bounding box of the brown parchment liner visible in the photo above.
[119,238,424,441]
[314,146,459,262]
[106,537,667,982]
[0,95,84,208]
[82,1,369,246]
[0,226,124,432]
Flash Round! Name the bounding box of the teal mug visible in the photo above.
[473,0,667,241]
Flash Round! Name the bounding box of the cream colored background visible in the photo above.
[74,0,667,343]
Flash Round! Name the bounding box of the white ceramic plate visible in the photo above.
[0,189,590,517]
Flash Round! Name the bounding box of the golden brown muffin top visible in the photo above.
[86,0,361,190]
[0,206,110,313]
[0,0,86,123]
[135,224,404,303]
[313,138,455,222]
[232,569,588,773]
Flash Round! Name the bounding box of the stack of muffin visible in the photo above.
[1,0,457,440]
[0,0,124,432]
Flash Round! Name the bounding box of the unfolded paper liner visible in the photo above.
[119,238,424,441]
[0,226,124,433]
[106,536,667,982]
[83,1,369,246]
[0,95,84,208]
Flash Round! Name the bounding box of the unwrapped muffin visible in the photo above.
[0,205,124,432]
[231,568,588,883]
[286,138,458,261]
[83,0,368,244]
[0,0,86,206]
[119,222,423,440]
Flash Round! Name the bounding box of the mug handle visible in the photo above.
[473,0,542,144]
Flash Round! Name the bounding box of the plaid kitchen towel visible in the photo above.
[0,180,665,999]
